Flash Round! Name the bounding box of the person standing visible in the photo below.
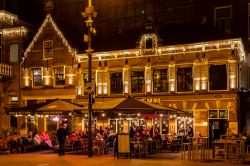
[57,123,69,156]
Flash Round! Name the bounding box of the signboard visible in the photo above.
[117,133,131,158]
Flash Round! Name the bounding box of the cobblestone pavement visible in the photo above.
[0,151,249,166]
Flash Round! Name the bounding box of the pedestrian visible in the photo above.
[56,123,69,156]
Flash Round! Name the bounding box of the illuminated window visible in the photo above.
[10,44,18,62]
[110,71,123,94]
[209,64,227,90]
[32,68,42,86]
[177,67,193,92]
[54,67,65,86]
[109,119,117,133]
[214,6,232,35]
[10,96,18,103]
[43,40,53,59]
[153,68,168,93]
[131,70,145,93]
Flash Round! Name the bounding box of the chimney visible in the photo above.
[44,0,54,15]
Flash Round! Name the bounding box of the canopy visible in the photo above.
[82,96,189,116]
[6,99,84,115]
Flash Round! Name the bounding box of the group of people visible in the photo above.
[129,126,162,142]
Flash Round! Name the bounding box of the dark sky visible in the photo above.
[5,0,45,27]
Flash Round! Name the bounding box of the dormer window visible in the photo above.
[139,33,159,55]
[43,40,53,59]
[146,38,153,49]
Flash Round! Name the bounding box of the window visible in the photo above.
[54,67,65,86]
[110,71,123,94]
[177,67,193,92]
[110,119,117,133]
[214,6,232,35]
[146,38,153,49]
[209,110,218,118]
[131,70,145,93]
[10,44,18,62]
[27,100,37,106]
[10,96,18,103]
[43,40,53,59]
[153,68,168,93]
[32,68,42,86]
[209,64,227,90]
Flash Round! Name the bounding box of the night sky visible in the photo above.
[4,0,45,28]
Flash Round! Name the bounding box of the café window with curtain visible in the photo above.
[131,70,145,94]
[209,64,227,90]
[32,68,42,86]
[110,71,123,94]
[153,68,168,93]
[54,67,65,86]
[177,67,193,92]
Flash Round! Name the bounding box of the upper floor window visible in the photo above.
[43,40,53,59]
[131,70,145,93]
[209,64,227,90]
[214,6,232,35]
[153,68,168,93]
[54,67,65,86]
[177,67,193,92]
[110,71,123,94]
[32,68,42,86]
[10,44,18,62]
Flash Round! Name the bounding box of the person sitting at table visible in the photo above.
[96,133,103,140]
[186,126,194,142]
[41,132,53,148]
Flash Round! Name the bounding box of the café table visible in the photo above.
[212,139,236,160]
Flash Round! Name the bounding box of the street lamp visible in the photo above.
[82,0,97,157]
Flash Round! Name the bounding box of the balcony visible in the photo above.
[0,64,13,77]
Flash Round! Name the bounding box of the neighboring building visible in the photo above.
[0,10,31,131]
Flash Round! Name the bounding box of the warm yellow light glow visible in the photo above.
[78,39,245,62]
[169,79,175,92]
[24,14,77,60]
[103,83,108,94]
[77,86,82,96]
[0,11,17,25]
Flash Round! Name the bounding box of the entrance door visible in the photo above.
[209,119,228,147]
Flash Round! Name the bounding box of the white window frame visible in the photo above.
[43,40,53,60]
[32,67,43,87]
[53,66,65,86]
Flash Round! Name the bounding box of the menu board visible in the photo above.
[118,134,130,154]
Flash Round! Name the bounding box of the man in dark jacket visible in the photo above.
[57,123,69,156]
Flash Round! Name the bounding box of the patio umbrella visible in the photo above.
[6,99,84,115]
[37,99,83,111]
[81,96,187,116]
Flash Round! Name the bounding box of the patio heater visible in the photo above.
[82,0,97,157]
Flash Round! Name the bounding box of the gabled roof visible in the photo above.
[23,14,76,60]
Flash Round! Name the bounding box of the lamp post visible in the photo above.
[82,0,97,157]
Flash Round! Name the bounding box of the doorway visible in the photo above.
[209,119,228,147]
